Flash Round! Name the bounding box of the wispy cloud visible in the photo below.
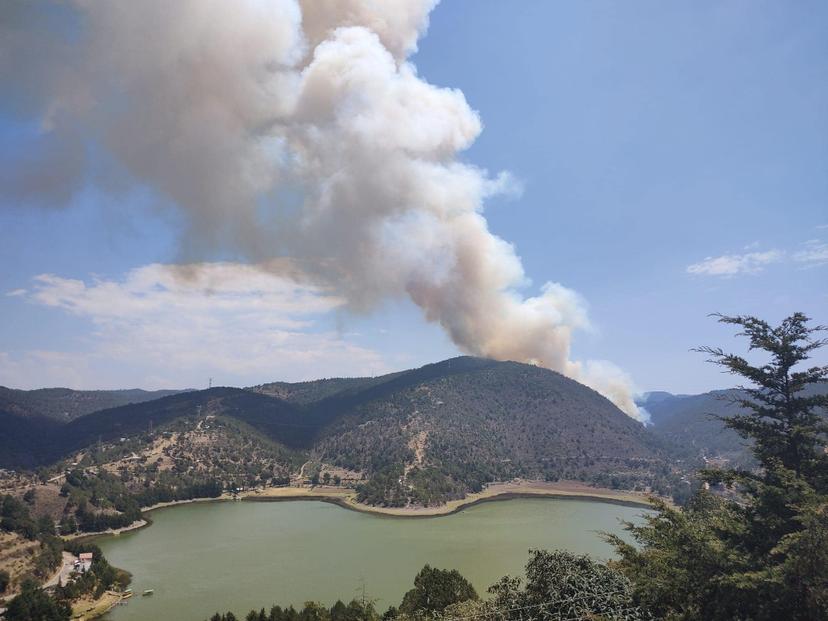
[686,250,784,277]
[2,263,388,389]
[688,237,828,277]
[793,240,828,267]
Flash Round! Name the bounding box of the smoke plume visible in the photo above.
[0,0,643,419]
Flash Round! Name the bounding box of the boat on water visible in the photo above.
[142,589,154,596]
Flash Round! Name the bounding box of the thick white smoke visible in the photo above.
[0,0,643,419]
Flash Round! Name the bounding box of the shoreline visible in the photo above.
[240,480,658,517]
[66,495,236,542]
[74,481,657,541]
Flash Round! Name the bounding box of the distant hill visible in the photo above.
[1,357,682,503]
[640,383,828,466]
[0,387,306,468]
[639,390,752,465]
[0,386,186,422]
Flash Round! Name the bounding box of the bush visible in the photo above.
[399,565,478,615]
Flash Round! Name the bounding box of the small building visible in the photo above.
[78,552,93,572]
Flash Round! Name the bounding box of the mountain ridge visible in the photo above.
[0,357,685,504]
[0,385,188,422]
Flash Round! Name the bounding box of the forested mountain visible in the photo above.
[314,359,674,503]
[0,386,185,422]
[641,383,828,466]
[1,357,683,504]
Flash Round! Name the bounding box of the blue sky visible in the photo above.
[1,1,826,394]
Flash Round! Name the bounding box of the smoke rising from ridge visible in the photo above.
[0,0,643,419]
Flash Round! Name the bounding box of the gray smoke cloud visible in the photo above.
[0,0,643,419]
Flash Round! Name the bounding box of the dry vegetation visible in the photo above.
[0,531,40,597]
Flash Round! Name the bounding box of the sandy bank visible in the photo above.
[63,520,149,541]
[71,590,123,620]
[71,481,655,542]
[242,480,658,516]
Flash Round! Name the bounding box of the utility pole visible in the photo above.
[208,377,213,389]
[357,577,367,606]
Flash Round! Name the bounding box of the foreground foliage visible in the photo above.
[208,551,638,621]
[208,600,379,621]
[487,549,645,620]
[607,313,828,620]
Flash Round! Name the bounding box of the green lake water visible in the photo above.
[99,498,648,621]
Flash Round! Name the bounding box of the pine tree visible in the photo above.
[609,313,828,620]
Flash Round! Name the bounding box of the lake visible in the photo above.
[99,497,649,621]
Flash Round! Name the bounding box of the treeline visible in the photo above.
[132,477,223,507]
[208,600,378,621]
